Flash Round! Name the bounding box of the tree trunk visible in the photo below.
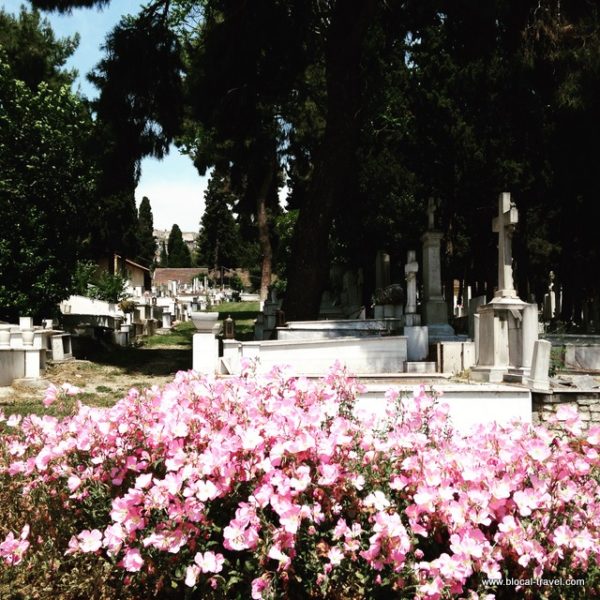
[283,0,376,321]
[256,161,276,302]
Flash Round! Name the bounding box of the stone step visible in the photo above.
[404,361,437,374]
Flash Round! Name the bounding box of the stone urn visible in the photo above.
[190,311,221,335]
[21,329,35,346]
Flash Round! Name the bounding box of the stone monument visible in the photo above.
[403,250,429,361]
[421,198,454,340]
[404,250,420,327]
[471,193,539,383]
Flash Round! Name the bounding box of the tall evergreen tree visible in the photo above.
[195,171,242,269]
[159,240,168,267]
[137,196,156,267]
[0,6,78,90]
[167,224,191,267]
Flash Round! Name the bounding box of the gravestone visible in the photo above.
[471,193,539,383]
[421,198,454,339]
[542,271,556,321]
[526,339,551,390]
[403,249,428,360]
[404,250,420,326]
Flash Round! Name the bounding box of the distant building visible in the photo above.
[97,254,151,295]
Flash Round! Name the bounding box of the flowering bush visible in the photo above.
[0,364,599,599]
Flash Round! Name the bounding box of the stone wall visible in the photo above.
[532,391,600,431]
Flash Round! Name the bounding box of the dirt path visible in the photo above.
[1,344,193,415]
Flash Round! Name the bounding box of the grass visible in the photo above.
[144,321,195,347]
[213,301,260,341]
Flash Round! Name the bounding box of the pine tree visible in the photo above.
[137,196,156,267]
[195,171,242,269]
[167,224,191,267]
[159,240,168,266]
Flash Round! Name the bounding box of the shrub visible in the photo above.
[0,369,599,599]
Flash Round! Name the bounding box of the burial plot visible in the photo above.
[471,193,539,384]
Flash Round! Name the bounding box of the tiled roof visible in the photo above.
[153,268,209,286]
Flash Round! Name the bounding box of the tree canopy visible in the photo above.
[27,0,600,325]
[0,55,96,320]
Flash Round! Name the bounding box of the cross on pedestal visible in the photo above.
[492,192,519,298]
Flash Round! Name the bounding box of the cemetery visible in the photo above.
[2,2,600,599]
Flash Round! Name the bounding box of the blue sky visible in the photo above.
[2,0,208,232]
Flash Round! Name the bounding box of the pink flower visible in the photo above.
[43,384,59,407]
[103,523,126,555]
[363,490,390,511]
[67,475,82,492]
[327,546,344,566]
[526,438,551,461]
[194,551,225,573]
[251,575,271,599]
[185,564,200,587]
[121,547,144,572]
[556,404,579,421]
[61,383,81,395]
[77,529,103,553]
[135,473,153,489]
[0,526,30,566]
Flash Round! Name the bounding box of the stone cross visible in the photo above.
[405,250,419,314]
[427,198,436,231]
[492,192,518,298]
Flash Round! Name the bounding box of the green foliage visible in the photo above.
[0,56,96,321]
[21,0,600,320]
[230,274,244,292]
[159,240,168,267]
[89,271,128,303]
[0,6,78,90]
[195,170,243,268]
[71,260,98,297]
[136,196,156,267]
[272,209,298,296]
[166,223,191,267]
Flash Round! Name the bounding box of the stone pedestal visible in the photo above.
[422,231,446,322]
[24,348,41,379]
[193,333,219,375]
[404,313,421,327]
[404,326,429,361]
[471,298,538,383]
[19,317,34,330]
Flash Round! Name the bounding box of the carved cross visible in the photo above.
[492,192,519,298]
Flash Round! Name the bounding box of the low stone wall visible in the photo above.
[0,350,25,386]
[532,390,600,431]
[222,336,408,376]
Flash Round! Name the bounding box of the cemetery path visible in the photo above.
[1,344,193,417]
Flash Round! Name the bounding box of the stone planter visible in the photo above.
[190,311,221,335]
